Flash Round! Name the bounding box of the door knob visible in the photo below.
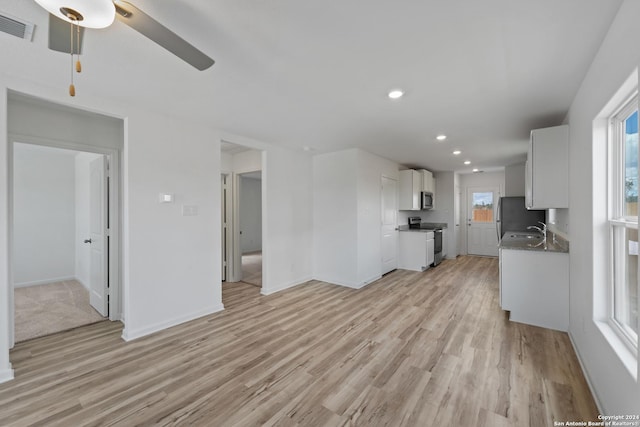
[84,239,92,244]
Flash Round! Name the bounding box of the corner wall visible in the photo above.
[312,149,358,286]
[313,148,399,288]
[565,0,640,413]
[262,146,313,294]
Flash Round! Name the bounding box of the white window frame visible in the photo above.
[608,92,639,356]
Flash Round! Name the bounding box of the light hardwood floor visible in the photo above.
[0,256,597,426]
[241,251,262,287]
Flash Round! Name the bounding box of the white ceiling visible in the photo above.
[1,0,623,172]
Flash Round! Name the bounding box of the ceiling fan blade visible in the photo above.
[113,0,214,71]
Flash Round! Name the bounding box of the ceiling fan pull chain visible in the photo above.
[69,20,75,96]
[75,23,82,73]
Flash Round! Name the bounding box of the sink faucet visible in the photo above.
[527,221,547,237]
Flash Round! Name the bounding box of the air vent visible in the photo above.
[0,13,35,41]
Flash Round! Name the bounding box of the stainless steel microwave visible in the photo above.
[421,191,434,210]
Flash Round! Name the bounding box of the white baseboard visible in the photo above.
[261,276,312,296]
[121,303,225,342]
[0,368,14,384]
[311,274,380,290]
[75,277,89,292]
[568,331,604,414]
[13,276,77,288]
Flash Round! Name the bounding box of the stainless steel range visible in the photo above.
[408,217,443,266]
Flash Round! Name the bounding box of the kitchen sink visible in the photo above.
[508,233,542,239]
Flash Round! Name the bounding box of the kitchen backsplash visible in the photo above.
[398,209,450,227]
[548,208,570,240]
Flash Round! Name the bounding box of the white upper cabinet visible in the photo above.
[525,125,569,209]
[420,169,435,193]
[399,169,422,210]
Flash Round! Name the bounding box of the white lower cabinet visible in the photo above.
[441,228,447,259]
[399,231,434,271]
[499,248,569,331]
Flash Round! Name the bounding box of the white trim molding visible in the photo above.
[261,277,312,296]
[0,368,14,384]
[13,276,77,288]
[121,304,225,342]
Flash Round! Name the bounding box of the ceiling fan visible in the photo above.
[33,0,215,95]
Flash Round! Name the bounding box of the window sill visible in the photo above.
[595,320,638,381]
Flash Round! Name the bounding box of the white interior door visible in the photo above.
[454,185,461,257]
[467,186,500,257]
[88,156,108,316]
[221,174,227,282]
[381,176,398,274]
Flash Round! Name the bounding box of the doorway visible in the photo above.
[238,171,262,287]
[466,186,500,257]
[220,141,264,307]
[11,142,115,342]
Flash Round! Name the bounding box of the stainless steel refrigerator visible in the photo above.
[496,196,545,239]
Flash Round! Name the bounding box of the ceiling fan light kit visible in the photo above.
[34,0,115,28]
[34,0,115,96]
[34,0,214,96]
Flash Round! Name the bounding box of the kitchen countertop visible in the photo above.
[397,222,448,232]
[499,231,569,253]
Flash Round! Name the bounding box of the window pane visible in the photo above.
[472,192,493,223]
[612,225,639,339]
[624,110,638,217]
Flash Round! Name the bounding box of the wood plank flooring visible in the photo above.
[0,256,597,426]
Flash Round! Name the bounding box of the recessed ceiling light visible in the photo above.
[464,160,471,165]
[472,168,479,172]
[452,150,461,155]
[436,134,447,141]
[388,89,404,99]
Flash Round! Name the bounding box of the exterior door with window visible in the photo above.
[467,187,500,256]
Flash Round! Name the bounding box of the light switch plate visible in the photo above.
[159,193,173,203]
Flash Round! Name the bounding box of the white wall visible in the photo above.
[504,162,526,197]
[313,149,358,286]
[356,150,399,284]
[262,146,313,294]
[75,152,103,288]
[564,0,640,413]
[220,152,233,174]
[239,176,262,253]
[313,148,398,288]
[123,111,223,340]
[12,144,76,286]
[233,150,262,174]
